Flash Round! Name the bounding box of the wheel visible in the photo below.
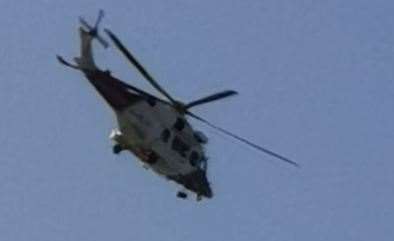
[177,191,188,199]
[113,144,123,154]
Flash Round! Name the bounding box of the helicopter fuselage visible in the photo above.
[112,100,212,198]
[58,11,299,201]
[74,27,212,199]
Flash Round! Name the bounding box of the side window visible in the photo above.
[161,128,171,143]
[146,97,156,107]
[173,118,185,131]
[171,136,190,157]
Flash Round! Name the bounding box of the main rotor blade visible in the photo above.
[187,112,299,168]
[185,90,238,109]
[115,78,171,105]
[104,29,177,104]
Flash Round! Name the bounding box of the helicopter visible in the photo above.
[57,11,299,201]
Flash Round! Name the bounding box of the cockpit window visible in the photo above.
[171,136,190,157]
[193,131,208,144]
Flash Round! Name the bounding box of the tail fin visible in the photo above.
[57,11,108,72]
[74,27,97,71]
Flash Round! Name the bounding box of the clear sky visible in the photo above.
[1,1,393,241]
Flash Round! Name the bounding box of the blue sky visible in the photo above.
[1,1,393,240]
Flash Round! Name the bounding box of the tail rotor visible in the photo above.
[79,10,109,48]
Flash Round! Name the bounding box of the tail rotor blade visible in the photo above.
[79,10,109,48]
[187,111,299,168]
[94,9,105,29]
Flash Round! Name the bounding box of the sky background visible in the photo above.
[0,1,393,241]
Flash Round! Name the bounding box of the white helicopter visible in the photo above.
[57,11,298,201]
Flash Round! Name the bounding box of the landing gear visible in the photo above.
[176,192,203,201]
[113,144,123,154]
[177,191,188,199]
[110,129,126,155]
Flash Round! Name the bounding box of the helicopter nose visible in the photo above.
[201,186,213,198]
[170,169,213,199]
[190,170,213,199]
